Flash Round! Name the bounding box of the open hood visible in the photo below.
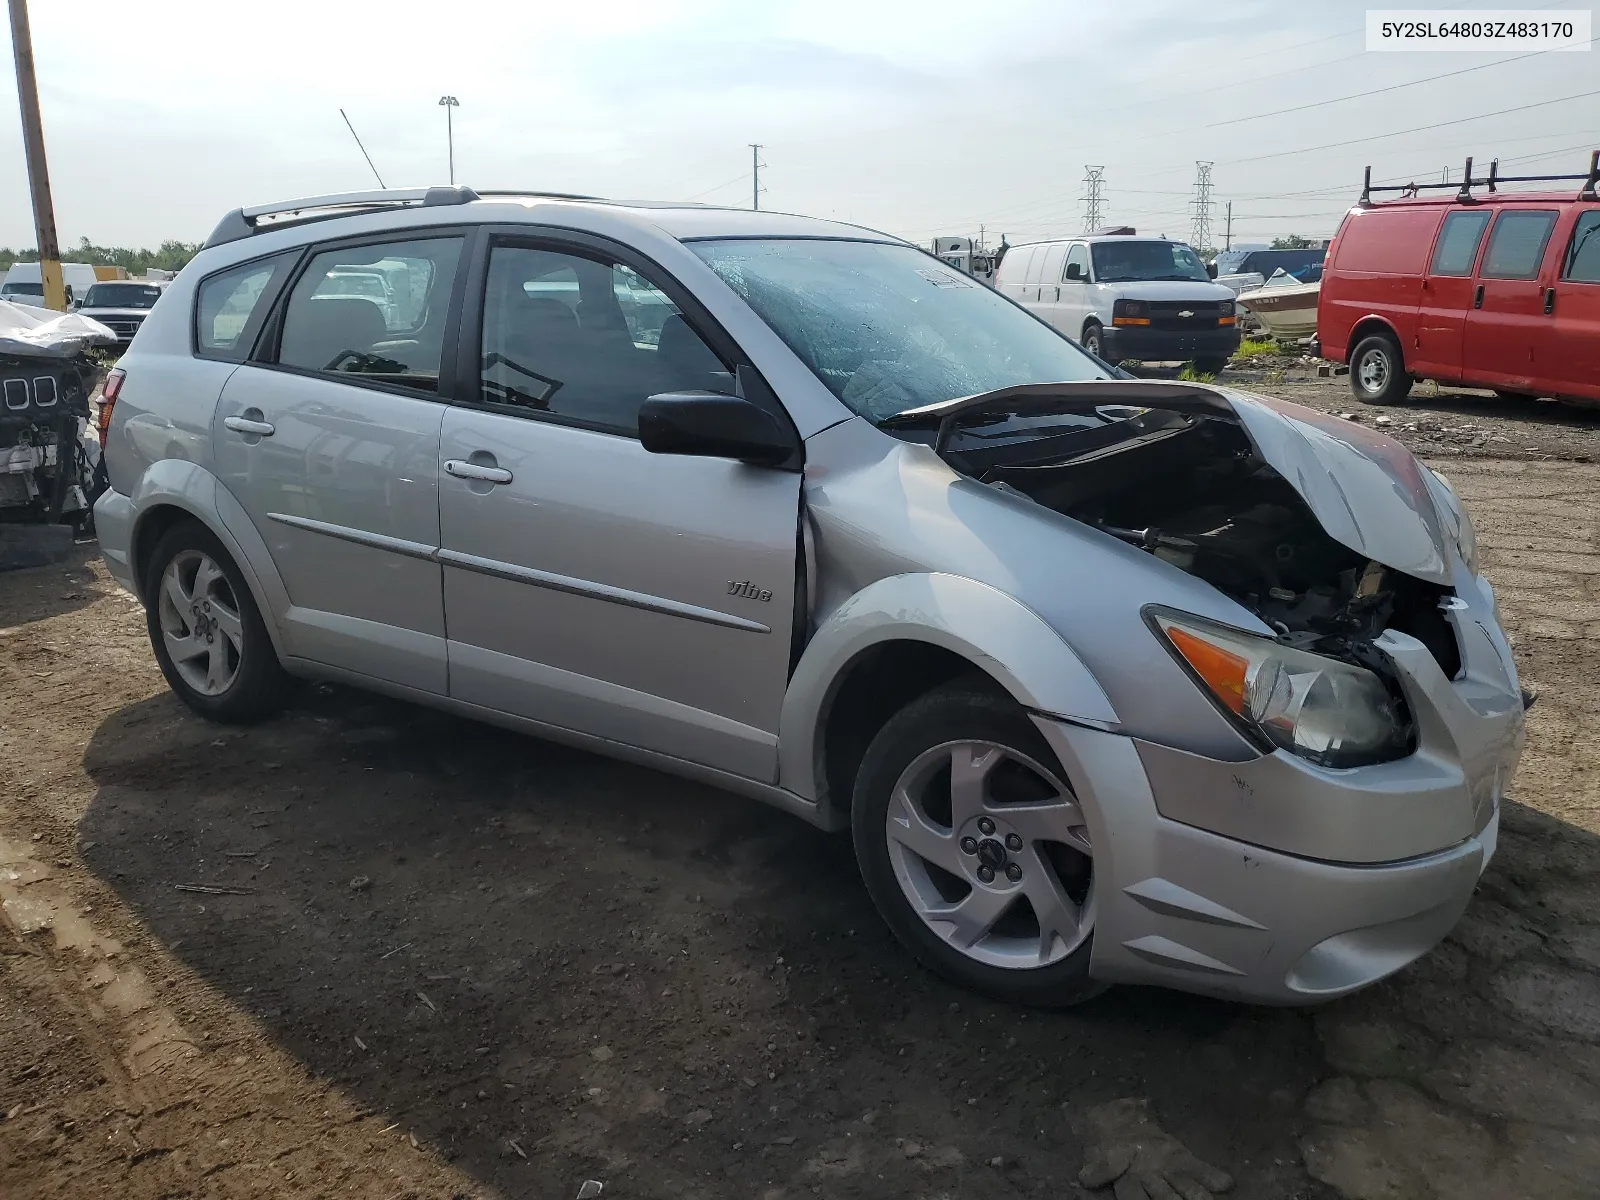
[888,380,1453,585]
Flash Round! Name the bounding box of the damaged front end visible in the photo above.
[884,382,1476,769]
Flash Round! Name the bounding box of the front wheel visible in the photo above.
[1081,322,1117,365]
[1349,332,1413,405]
[852,683,1101,1007]
[1193,356,1229,376]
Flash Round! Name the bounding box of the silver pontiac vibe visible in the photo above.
[94,187,1522,1006]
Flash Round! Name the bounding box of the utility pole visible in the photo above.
[1190,161,1215,255]
[1081,165,1106,234]
[750,143,764,210]
[1224,200,1233,251]
[438,95,459,184]
[7,0,65,311]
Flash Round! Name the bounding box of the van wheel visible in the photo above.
[143,519,293,723]
[1082,323,1116,364]
[852,682,1102,1008]
[1350,333,1413,405]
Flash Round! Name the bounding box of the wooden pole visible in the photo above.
[8,0,65,311]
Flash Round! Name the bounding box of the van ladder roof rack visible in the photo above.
[1361,150,1600,206]
[203,186,482,248]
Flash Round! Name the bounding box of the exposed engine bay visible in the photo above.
[0,354,101,536]
[887,396,1462,691]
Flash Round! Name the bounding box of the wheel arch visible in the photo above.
[126,460,291,659]
[778,573,1118,825]
[1345,316,1403,364]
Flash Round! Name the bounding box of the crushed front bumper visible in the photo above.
[1032,587,1523,1004]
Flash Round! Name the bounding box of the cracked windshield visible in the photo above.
[2,2,1597,1199]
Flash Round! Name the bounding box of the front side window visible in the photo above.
[195,253,293,359]
[691,239,1109,422]
[1064,244,1091,280]
[1089,241,1208,283]
[1480,210,1559,280]
[1428,211,1491,276]
[1561,211,1600,283]
[480,245,731,434]
[276,237,461,391]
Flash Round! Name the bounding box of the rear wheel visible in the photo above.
[143,520,293,723]
[1349,332,1413,405]
[852,683,1101,1007]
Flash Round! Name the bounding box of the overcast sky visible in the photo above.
[2,0,1596,251]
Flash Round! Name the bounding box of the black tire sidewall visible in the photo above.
[1350,333,1413,405]
[1082,323,1104,359]
[851,684,1100,1008]
[1194,356,1229,376]
[143,519,290,723]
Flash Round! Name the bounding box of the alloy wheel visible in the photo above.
[157,550,244,696]
[884,739,1094,970]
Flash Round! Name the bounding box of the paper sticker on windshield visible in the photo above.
[917,269,976,289]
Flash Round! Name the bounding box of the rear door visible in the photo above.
[1539,206,1600,402]
[213,233,466,693]
[1410,208,1491,381]
[437,233,802,782]
[1462,206,1560,392]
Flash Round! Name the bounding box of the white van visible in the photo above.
[995,234,1240,371]
[1,261,103,308]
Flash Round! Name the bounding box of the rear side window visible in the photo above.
[1561,211,1600,283]
[276,237,462,393]
[1480,211,1558,280]
[1428,211,1492,276]
[195,254,292,360]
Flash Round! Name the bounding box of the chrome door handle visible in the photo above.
[224,415,275,436]
[445,459,513,484]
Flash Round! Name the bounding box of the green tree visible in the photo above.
[1271,234,1316,249]
[0,237,202,275]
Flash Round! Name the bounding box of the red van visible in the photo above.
[1318,154,1600,406]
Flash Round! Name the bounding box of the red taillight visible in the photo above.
[96,368,124,447]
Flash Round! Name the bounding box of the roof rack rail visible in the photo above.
[203,185,481,248]
[1360,150,1600,206]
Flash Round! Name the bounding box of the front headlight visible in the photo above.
[1149,609,1411,768]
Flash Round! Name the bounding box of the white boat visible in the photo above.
[1236,268,1320,340]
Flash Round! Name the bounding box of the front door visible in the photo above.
[1058,243,1092,337]
[438,237,802,782]
[1540,208,1600,402]
[1462,208,1560,392]
[1411,208,1490,381]
[213,234,465,693]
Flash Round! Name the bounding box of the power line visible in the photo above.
[1081,166,1105,234]
[681,172,750,202]
[1222,88,1600,166]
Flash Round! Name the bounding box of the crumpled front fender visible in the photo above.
[777,571,1119,812]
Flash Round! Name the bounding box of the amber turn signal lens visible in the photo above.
[1164,624,1248,714]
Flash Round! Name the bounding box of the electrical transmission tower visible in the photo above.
[1081,166,1106,234]
[1190,161,1215,254]
[750,143,766,210]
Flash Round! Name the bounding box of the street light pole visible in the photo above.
[438,95,459,185]
[7,0,65,311]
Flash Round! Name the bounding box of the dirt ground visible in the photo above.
[2,376,1599,1199]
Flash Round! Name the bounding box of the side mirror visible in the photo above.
[1064,262,1084,281]
[638,392,798,468]
[1206,262,1218,279]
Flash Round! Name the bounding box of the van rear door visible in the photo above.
[1539,206,1600,402]
[1411,209,1491,381]
[1462,206,1560,392]
[1317,206,1435,365]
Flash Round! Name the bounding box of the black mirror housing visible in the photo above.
[1064,262,1084,281]
[638,392,798,468]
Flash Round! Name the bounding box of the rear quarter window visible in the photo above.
[1330,208,1440,275]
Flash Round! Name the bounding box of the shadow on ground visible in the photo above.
[77,684,1329,1199]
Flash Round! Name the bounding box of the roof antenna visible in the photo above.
[340,108,387,188]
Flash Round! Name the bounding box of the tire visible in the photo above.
[1081,322,1117,365]
[1349,332,1413,405]
[1193,356,1229,376]
[852,682,1102,1007]
[143,519,293,723]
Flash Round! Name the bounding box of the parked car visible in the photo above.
[95,186,1520,1007]
[994,234,1241,372]
[1,261,101,308]
[77,280,169,346]
[1319,158,1600,405]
